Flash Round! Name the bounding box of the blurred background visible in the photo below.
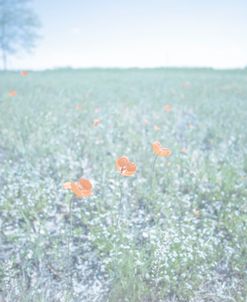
[2,0,247,70]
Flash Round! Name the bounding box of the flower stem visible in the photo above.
[152,155,158,190]
[118,177,124,228]
[67,197,73,297]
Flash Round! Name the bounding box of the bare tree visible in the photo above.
[0,0,40,70]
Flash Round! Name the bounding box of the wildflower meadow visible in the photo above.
[0,68,247,301]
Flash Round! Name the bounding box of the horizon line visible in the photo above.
[2,65,247,72]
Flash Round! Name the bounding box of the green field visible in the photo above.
[0,68,247,301]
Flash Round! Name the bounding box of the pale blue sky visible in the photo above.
[11,0,247,69]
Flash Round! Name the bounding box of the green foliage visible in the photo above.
[0,68,247,301]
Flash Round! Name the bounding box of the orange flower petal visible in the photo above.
[80,189,92,197]
[116,156,129,172]
[63,182,72,190]
[8,90,17,97]
[116,156,136,176]
[70,182,81,196]
[20,71,28,77]
[71,182,92,198]
[122,162,137,176]
[159,148,172,157]
[79,178,93,191]
[152,141,161,156]
[152,141,171,157]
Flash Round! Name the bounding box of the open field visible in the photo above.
[0,68,247,301]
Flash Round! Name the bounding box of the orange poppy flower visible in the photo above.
[116,156,137,176]
[152,141,172,157]
[8,90,17,97]
[164,104,172,112]
[20,71,28,77]
[63,178,92,198]
[93,118,101,127]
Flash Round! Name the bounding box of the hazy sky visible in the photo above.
[10,0,247,69]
